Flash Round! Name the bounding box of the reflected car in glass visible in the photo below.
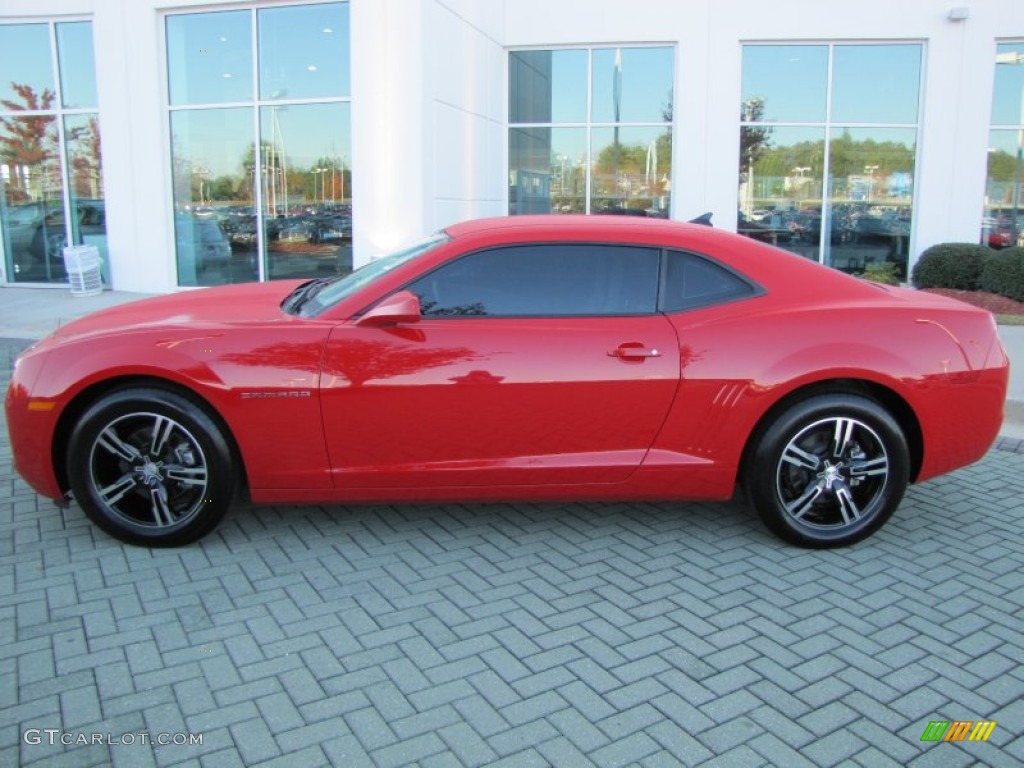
[175,217,232,274]
[5,216,1009,548]
[26,200,107,275]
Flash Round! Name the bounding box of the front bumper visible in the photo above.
[4,344,64,500]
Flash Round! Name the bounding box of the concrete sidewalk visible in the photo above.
[0,286,158,341]
[2,284,1023,437]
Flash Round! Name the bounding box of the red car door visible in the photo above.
[319,243,680,488]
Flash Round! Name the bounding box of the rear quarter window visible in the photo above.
[661,250,759,312]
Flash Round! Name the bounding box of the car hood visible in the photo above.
[51,280,307,342]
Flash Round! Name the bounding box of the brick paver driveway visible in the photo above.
[2,338,1022,767]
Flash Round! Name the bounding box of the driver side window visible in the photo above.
[406,244,660,317]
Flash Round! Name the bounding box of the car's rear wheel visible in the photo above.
[67,388,236,546]
[744,394,909,548]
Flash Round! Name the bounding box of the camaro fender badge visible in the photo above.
[239,390,313,399]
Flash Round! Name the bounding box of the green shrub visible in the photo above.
[980,247,1024,302]
[911,243,992,290]
[861,261,900,285]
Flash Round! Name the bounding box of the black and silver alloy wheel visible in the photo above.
[68,388,236,546]
[775,416,889,530]
[745,394,909,548]
[88,412,208,531]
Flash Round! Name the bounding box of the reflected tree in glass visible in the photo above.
[738,125,824,259]
[825,128,916,278]
[258,101,351,280]
[739,97,772,219]
[64,114,107,282]
[65,116,102,199]
[0,84,64,282]
[591,126,671,216]
[0,84,58,199]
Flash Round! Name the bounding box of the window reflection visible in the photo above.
[508,46,674,216]
[170,109,255,287]
[260,102,352,280]
[992,43,1024,126]
[831,45,921,125]
[739,44,920,279]
[591,126,671,216]
[591,47,674,124]
[167,4,352,287]
[258,3,350,100]
[740,46,827,123]
[65,114,107,282]
[1,21,105,285]
[738,126,824,258]
[982,44,1024,249]
[509,49,587,124]
[825,128,916,276]
[0,114,64,282]
[0,24,54,107]
[166,11,252,106]
[509,127,586,214]
[57,22,98,109]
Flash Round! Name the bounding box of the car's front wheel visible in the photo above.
[744,394,910,548]
[67,388,237,546]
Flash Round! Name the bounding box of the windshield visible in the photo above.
[296,233,450,317]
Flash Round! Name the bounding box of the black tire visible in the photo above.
[67,388,237,546]
[743,393,909,548]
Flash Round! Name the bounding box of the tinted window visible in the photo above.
[408,244,659,317]
[662,251,757,312]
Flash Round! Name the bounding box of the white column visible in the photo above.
[350,0,431,266]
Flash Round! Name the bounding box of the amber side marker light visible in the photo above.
[27,401,57,412]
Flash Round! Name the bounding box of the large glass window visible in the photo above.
[509,47,674,217]
[739,44,922,279]
[0,21,105,285]
[166,3,352,287]
[981,42,1024,250]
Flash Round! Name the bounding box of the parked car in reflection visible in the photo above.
[175,217,231,273]
[986,215,1023,249]
[310,214,352,243]
[3,201,46,252]
[26,200,107,275]
[273,217,314,243]
[222,213,258,247]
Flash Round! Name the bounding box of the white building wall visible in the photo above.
[1,0,1023,291]
[350,0,431,262]
[350,0,505,266]
[424,0,505,237]
[93,1,177,294]
[505,0,1024,255]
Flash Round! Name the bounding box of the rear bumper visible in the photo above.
[915,363,1009,483]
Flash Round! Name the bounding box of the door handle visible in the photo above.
[609,343,661,360]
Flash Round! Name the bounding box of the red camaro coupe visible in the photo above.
[5,216,1009,548]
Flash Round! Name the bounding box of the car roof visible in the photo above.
[444,214,708,238]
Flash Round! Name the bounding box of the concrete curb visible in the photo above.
[1002,399,1024,440]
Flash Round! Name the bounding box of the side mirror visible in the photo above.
[356,290,421,326]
